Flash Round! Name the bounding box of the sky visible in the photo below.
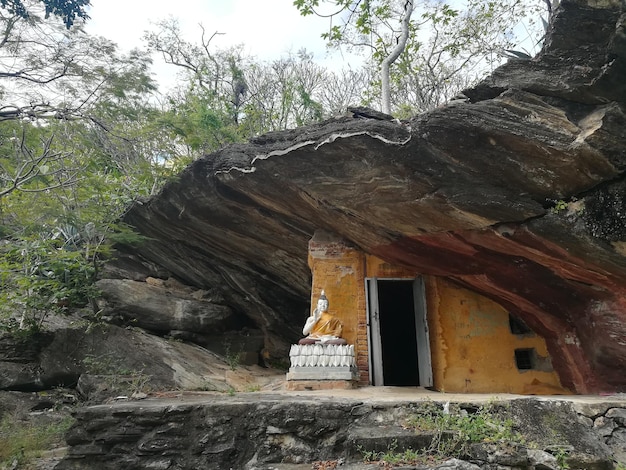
[84,0,357,91]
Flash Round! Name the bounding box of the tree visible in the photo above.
[294,0,545,115]
[243,51,326,133]
[0,0,90,28]
[0,128,79,198]
[379,0,413,114]
[0,3,160,196]
[0,4,172,331]
[0,5,154,122]
[145,21,332,151]
[144,19,253,154]
[316,66,373,116]
[295,0,414,114]
[0,98,167,332]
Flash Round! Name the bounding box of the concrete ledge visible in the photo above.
[284,379,358,391]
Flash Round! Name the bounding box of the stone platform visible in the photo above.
[55,393,626,469]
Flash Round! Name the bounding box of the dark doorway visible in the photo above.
[377,280,420,386]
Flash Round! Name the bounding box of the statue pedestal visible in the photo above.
[285,343,359,390]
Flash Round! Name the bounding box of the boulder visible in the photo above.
[96,278,243,334]
[0,322,265,395]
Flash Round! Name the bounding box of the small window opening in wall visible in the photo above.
[515,348,536,370]
[509,314,533,335]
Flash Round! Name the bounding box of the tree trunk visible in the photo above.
[381,0,414,114]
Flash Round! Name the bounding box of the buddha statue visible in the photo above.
[300,290,346,345]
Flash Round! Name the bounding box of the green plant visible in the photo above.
[126,372,152,395]
[226,353,241,370]
[541,412,571,449]
[358,445,378,463]
[551,200,568,213]
[553,447,570,470]
[192,380,216,392]
[359,440,431,467]
[223,341,243,371]
[403,401,524,462]
[244,384,261,392]
[378,444,422,466]
[0,414,74,468]
[0,236,100,332]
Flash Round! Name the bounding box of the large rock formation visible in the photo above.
[102,0,626,393]
[0,321,273,396]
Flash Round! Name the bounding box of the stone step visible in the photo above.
[345,425,443,459]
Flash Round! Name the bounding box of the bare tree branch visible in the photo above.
[0,131,79,198]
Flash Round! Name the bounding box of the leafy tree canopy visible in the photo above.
[0,0,90,28]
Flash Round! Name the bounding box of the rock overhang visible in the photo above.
[107,0,626,393]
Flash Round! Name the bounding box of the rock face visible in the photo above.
[96,278,241,334]
[0,322,263,395]
[56,396,622,469]
[102,0,626,393]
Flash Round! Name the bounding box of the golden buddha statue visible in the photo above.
[301,290,345,344]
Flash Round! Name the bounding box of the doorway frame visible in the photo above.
[365,277,433,387]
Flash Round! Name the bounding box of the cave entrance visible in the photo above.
[366,278,433,387]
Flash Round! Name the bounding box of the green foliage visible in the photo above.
[147,19,332,141]
[0,9,172,334]
[0,143,152,332]
[549,198,584,216]
[295,0,547,114]
[360,439,425,466]
[224,340,243,371]
[0,413,74,467]
[360,401,524,465]
[0,235,100,331]
[160,92,243,154]
[0,0,89,28]
[407,401,522,458]
[554,447,570,470]
[551,200,568,213]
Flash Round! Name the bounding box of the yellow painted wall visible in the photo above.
[308,234,368,382]
[307,234,569,394]
[425,277,570,394]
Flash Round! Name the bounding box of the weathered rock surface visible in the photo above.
[0,321,270,396]
[101,0,626,393]
[96,278,242,334]
[56,396,622,470]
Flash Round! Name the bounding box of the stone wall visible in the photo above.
[56,395,624,470]
[576,400,626,464]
